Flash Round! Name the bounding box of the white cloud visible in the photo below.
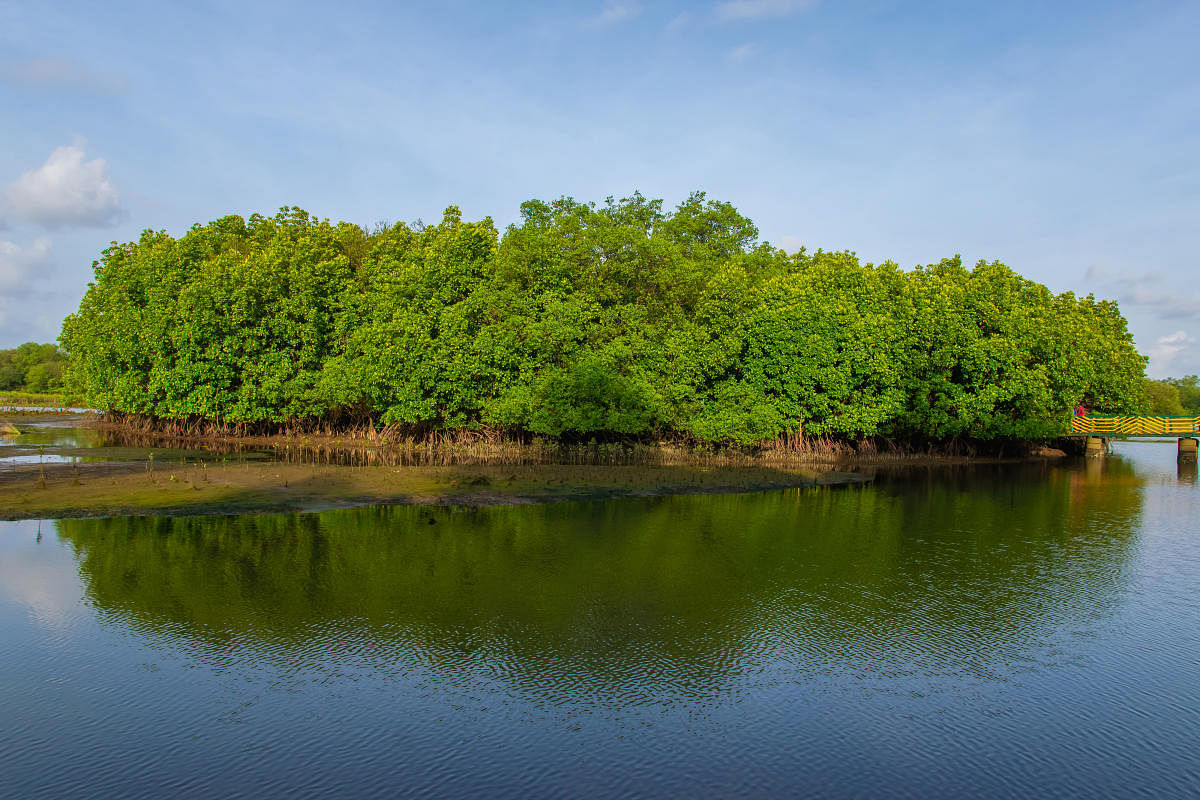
[777,234,804,253]
[0,238,52,292]
[3,145,126,229]
[1149,330,1195,377]
[1124,287,1200,320]
[1085,265,1200,321]
[586,1,642,27]
[666,12,693,35]
[0,238,52,287]
[0,58,128,93]
[715,0,819,22]
[728,42,760,62]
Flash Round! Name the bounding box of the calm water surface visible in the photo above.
[1,442,1198,798]
[0,415,274,466]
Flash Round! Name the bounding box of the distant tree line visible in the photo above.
[0,342,66,393]
[60,194,1148,443]
[1146,376,1200,415]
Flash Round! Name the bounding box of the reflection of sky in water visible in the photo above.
[1,420,103,449]
[0,520,87,633]
[0,454,78,464]
[0,417,270,465]
[0,424,92,465]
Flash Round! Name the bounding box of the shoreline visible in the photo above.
[84,415,1080,468]
[0,412,1079,520]
[0,458,872,521]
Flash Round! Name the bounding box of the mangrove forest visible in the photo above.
[60,193,1147,445]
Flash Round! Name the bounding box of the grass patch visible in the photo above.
[0,391,67,408]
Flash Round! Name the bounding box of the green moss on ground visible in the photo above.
[0,391,67,408]
[0,460,868,520]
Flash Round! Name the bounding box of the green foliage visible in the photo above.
[0,342,67,392]
[1145,380,1185,415]
[60,195,1149,443]
[1163,375,1200,414]
[1145,376,1200,415]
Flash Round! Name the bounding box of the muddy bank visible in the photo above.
[0,412,1084,519]
[0,457,869,520]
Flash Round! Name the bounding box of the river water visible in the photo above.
[1,441,1197,798]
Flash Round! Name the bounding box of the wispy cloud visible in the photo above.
[1085,266,1200,321]
[3,144,126,229]
[1149,330,1195,376]
[715,0,819,22]
[727,42,761,63]
[1122,288,1200,320]
[777,235,804,253]
[585,1,643,28]
[0,238,52,292]
[0,58,128,94]
[665,11,693,35]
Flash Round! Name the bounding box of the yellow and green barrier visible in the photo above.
[1071,414,1200,436]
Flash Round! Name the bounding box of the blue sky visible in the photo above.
[2,0,1197,376]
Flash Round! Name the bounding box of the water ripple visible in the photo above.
[1,445,1198,797]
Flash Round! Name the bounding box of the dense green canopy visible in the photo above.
[0,342,66,392]
[61,193,1147,443]
[1146,376,1200,415]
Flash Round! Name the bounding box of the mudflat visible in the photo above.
[0,414,866,519]
[0,457,868,519]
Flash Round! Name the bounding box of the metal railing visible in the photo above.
[1071,414,1200,436]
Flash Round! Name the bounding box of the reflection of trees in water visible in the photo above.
[1179,458,1197,484]
[56,461,1144,700]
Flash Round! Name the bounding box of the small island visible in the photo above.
[60,193,1145,450]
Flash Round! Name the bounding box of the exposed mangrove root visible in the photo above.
[93,412,1074,467]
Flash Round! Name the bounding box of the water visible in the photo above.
[1,442,1198,798]
[0,415,273,468]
